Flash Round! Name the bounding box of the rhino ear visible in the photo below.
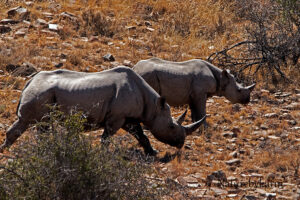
[222,69,229,78]
[158,97,166,110]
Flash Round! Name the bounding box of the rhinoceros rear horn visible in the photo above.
[184,115,206,135]
[246,83,256,91]
[176,109,187,125]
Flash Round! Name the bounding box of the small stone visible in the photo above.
[232,104,241,112]
[264,113,279,118]
[7,6,30,21]
[126,26,136,30]
[6,64,20,72]
[222,132,237,138]
[0,19,19,25]
[229,151,238,158]
[145,21,152,26]
[103,53,115,62]
[225,159,241,166]
[284,102,300,110]
[36,18,48,26]
[206,170,227,186]
[245,195,258,200]
[268,135,280,140]
[279,113,293,120]
[25,1,34,6]
[12,62,37,77]
[15,28,27,37]
[288,120,297,126]
[211,187,227,195]
[250,173,263,177]
[0,25,11,34]
[48,24,61,32]
[260,124,269,130]
[123,60,132,66]
[54,62,63,68]
[146,27,155,32]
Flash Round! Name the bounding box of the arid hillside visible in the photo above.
[0,0,299,199]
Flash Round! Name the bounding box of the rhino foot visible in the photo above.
[145,148,158,156]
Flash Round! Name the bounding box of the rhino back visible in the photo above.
[134,58,218,105]
[18,68,148,124]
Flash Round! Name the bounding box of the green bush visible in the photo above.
[0,110,168,200]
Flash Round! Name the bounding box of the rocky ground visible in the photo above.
[0,1,299,199]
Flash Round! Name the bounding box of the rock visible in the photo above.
[225,159,241,166]
[59,11,77,21]
[146,27,155,32]
[264,113,279,118]
[268,135,280,140]
[288,120,297,126]
[260,124,269,130]
[126,26,136,30]
[36,18,48,26]
[177,175,198,186]
[211,187,227,195]
[279,113,293,120]
[103,53,115,62]
[110,61,120,67]
[48,24,62,32]
[229,151,238,158]
[232,104,241,112]
[284,102,300,110]
[145,21,152,26]
[244,195,258,200]
[54,62,63,68]
[7,6,30,21]
[15,28,27,37]
[206,170,227,186]
[6,64,20,72]
[0,25,11,34]
[123,60,132,67]
[274,92,291,98]
[25,1,34,6]
[222,132,237,138]
[12,62,37,77]
[0,19,19,25]
[291,126,300,131]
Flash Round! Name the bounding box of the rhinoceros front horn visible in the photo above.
[176,109,188,125]
[184,115,206,135]
[246,83,256,91]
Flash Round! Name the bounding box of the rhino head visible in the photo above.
[220,70,255,104]
[146,98,205,149]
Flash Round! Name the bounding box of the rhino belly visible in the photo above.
[54,88,111,124]
[158,75,191,106]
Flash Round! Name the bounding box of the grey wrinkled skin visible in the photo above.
[0,66,205,155]
[133,58,255,123]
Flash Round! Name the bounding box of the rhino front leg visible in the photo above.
[123,123,158,156]
[189,94,207,127]
[101,118,125,143]
[0,118,29,152]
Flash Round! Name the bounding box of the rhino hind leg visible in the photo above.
[123,123,158,156]
[0,118,29,152]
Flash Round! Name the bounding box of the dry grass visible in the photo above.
[0,0,299,198]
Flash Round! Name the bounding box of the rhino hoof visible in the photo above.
[145,148,158,156]
[0,144,5,153]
